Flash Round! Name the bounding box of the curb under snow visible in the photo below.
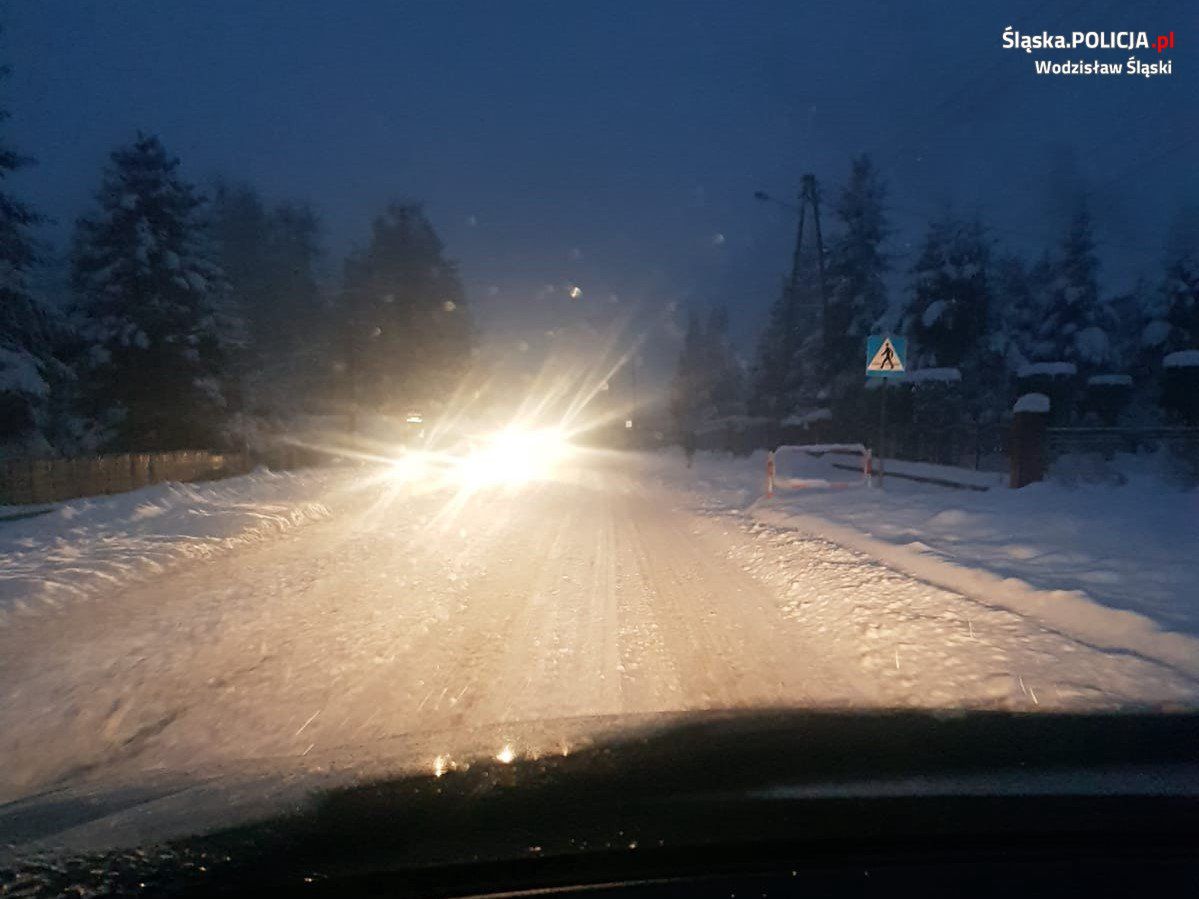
[750,504,1199,681]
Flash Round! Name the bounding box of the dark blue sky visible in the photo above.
[5,0,1195,366]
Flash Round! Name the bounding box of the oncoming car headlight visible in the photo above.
[464,426,573,486]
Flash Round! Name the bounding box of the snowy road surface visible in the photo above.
[1,452,1197,803]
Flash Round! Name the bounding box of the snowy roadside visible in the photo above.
[0,467,344,621]
[645,449,1199,677]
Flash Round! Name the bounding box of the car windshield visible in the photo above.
[1,0,1196,862]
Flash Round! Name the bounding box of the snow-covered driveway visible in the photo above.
[1,453,1196,803]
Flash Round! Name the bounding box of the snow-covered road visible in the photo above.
[1,453,1196,803]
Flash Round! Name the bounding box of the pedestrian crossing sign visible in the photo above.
[865,335,906,377]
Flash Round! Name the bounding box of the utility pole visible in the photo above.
[755,175,829,410]
[786,191,807,306]
[801,174,829,348]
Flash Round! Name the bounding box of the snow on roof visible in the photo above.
[1017,361,1077,378]
[1163,349,1199,369]
[907,367,961,384]
[781,408,832,427]
[1013,392,1050,414]
[1087,374,1132,387]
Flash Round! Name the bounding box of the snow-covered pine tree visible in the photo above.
[748,280,791,417]
[749,272,822,418]
[0,59,56,454]
[989,254,1033,373]
[1033,204,1115,372]
[901,216,990,370]
[340,202,470,413]
[1011,250,1059,361]
[896,215,996,439]
[702,305,743,417]
[266,201,325,403]
[210,181,269,343]
[1154,209,1199,425]
[670,309,709,433]
[1097,275,1155,384]
[211,183,325,415]
[72,134,235,451]
[1158,248,1199,353]
[823,155,888,390]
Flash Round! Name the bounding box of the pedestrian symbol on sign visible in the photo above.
[865,336,906,377]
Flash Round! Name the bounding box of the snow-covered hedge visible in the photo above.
[1017,361,1077,378]
[1013,392,1050,414]
[906,367,961,384]
[1163,349,1199,369]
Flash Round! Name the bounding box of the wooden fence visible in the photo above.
[0,444,322,506]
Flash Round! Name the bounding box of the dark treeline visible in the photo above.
[673,155,1199,453]
[1,120,471,456]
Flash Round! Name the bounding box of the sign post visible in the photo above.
[865,336,907,487]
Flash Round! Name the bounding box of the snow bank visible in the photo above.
[1163,349,1199,368]
[751,505,1199,678]
[0,468,339,619]
[650,450,1199,674]
[1013,392,1050,413]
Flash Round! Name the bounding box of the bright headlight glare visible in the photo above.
[464,426,571,486]
[389,450,433,483]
